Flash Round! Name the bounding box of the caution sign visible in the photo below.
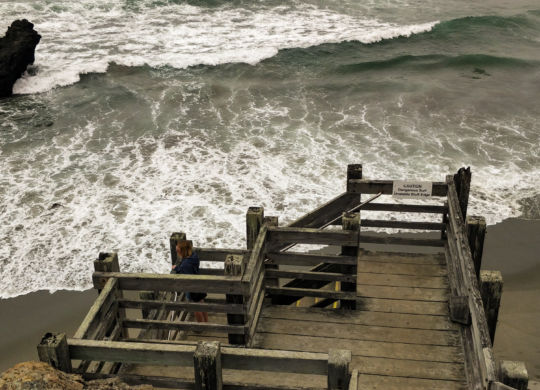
[392,181,433,199]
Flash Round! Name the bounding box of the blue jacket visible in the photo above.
[173,253,200,275]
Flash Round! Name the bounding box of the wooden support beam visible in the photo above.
[170,232,187,266]
[341,212,359,310]
[194,341,222,390]
[346,164,362,192]
[265,269,355,283]
[94,252,120,273]
[194,248,247,262]
[263,216,280,288]
[467,216,487,279]
[37,333,72,373]
[123,319,246,334]
[266,252,356,267]
[74,278,118,339]
[246,206,264,250]
[267,287,357,301]
[328,349,351,390]
[453,167,471,219]
[499,361,528,390]
[479,271,503,345]
[225,254,246,345]
[359,219,445,230]
[118,297,243,314]
[268,227,358,246]
[361,202,448,214]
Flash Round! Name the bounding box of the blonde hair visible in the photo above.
[176,240,193,259]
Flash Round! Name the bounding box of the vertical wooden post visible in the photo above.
[170,232,187,266]
[37,333,72,373]
[328,349,351,390]
[441,201,449,240]
[224,254,246,345]
[479,270,503,345]
[340,212,359,310]
[264,216,279,288]
[453,167,471,219]
[499,361,528,390]
[94,252,126,339]
[246,207,264,250]
[346,164,362,192]
[467,216,487,279]
[194,341,223,390]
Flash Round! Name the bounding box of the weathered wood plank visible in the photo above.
[356,285,449,302]
[258,317,460,346]
[360,220,445,231]
[348,179,448,196]
[123,319,246,334]
[195,248,247,262]
[357,272,448,289]
[359,235,446,247]
[361,297,449,316]
[266,269,356,283]
[356,373,467,390]
[357,260,447,276]
[358,250,446,265]
[92,272,245,294]
[266,252,357,266]
[117,298,243,314]
[74,278,118,340]
[261,306,458,331]
[266,287,357,300]
[255,333,463,362]
[242,225,267,285]
[268,227,358,246]
[361,202,448,214]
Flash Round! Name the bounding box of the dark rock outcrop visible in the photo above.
[0,361,154,389]
[0,19,41,98]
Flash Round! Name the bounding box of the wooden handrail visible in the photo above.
[348,179,448,196]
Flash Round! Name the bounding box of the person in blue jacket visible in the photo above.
[172,240,208,323]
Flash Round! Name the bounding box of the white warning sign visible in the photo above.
[392,181,433,199]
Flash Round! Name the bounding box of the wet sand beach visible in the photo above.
[1,218,539,381]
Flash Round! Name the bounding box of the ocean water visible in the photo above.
[1,0,539,298]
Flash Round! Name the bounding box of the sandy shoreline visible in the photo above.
[1,217,539,380]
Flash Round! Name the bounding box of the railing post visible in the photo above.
[264,216,279,288]
[480,270,503,345]
[340,212,359,309]
[170,232,187,266]
[499,361,528,390]
[194,341,223,390]
[467,216,487,279]
[37,333,72,373]
[246,207,264,250]
[225,254,246,345]
[346,164,362,192]
[94,252,126,339]
[328,349,351,390]
[453,167,471,219]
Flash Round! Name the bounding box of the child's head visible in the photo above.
[176,239,193,259]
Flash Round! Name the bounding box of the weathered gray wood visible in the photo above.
[356,374,467,390]
[359,234,446,247]
[123,319,246,334]
[346,164,362,192]
[246,206,264,250]
[479,270,503,345]
[194,341,222,390]
[348,369,358,390]
[348,179,448,196]
[225,254,246,345]
[358,250,446,265]
[266,269,356,283]
[118,297,243,314]
[170,232,187,265]
[467,216,487,279]
[74,278,118,339]
[268,227,358,246]
[94,252,120,273]
[490,381,518,390]
[499,361,528,390]
[357,272,448,289]
[328,349,351,390]
[92,272,246,294]
[195,248,248,262]
[341,212,359,309]
[263,216,280,288]
[37,333,72,373]
[360,219,445,230]
[361,202,448,214]
[454,167,471,219]
[356,285,448,302]
[246,282,265,347]
[357,260,447,276]
[242,225,267,286]
[449,295,471,325]
[267,287,357,300]
[68,338,329,375]
[267,252,356,266]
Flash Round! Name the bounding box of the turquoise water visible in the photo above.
[1,0,539,297]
